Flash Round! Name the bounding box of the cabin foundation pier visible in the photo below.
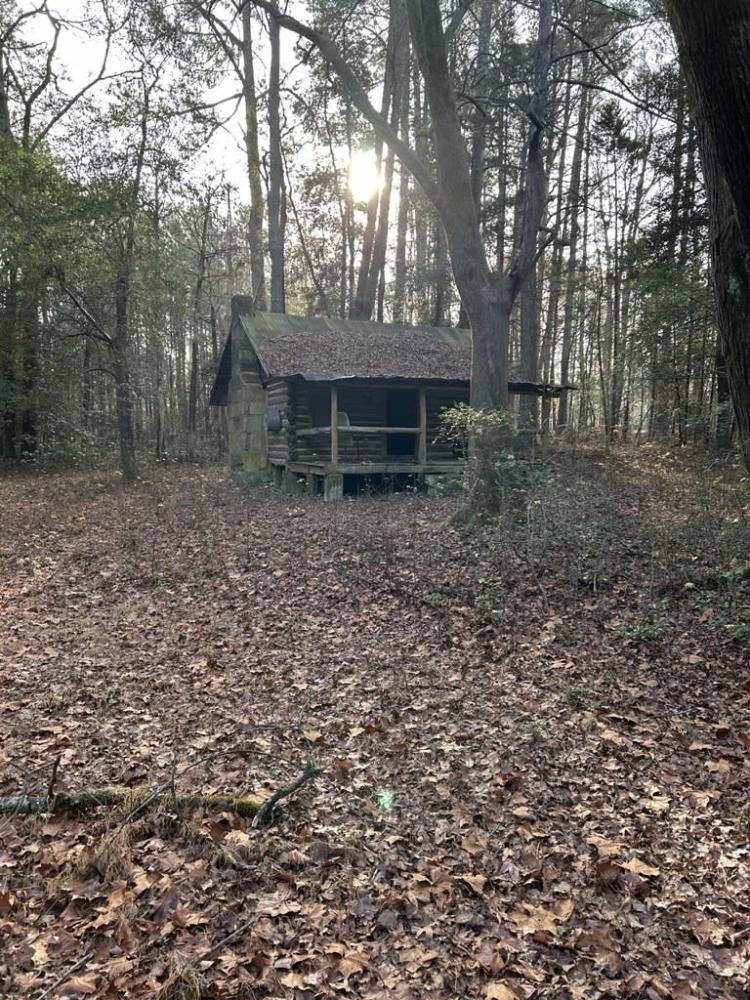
[282,469,304,495]
[324,472,344,502]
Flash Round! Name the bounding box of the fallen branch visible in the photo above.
[203,914,257,959]
[36,950,94,1000]
[253,762,320,826]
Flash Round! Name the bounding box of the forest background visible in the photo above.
[0,0,738,473]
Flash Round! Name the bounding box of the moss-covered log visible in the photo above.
[0,787,260,817]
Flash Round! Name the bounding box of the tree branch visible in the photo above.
[444,0,474,43]
[244,0,441,208]
[33,18,118,149]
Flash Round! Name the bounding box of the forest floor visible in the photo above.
[0,447,749,1000]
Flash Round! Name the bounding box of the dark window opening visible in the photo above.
[309,388,330,428]
[386,388,418,458]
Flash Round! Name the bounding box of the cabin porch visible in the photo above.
[276,378,468,499]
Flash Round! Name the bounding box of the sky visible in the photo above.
[18,0,386,204]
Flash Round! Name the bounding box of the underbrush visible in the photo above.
[335,445,750,649]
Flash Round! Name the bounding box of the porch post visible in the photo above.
[418,386,427,466]
[330,383,339,465]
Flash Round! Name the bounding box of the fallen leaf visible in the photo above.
[621,857,660,878]
[457,873,487,895]
[60,976,98,996]
[587,834,622,857]
[484,984,518,1000]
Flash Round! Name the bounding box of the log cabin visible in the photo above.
[210,296,572,499]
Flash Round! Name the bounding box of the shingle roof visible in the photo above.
[240,312,471,382]
[209,303,576,406]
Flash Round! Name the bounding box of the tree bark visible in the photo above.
[516,0,554,436]
[663,1,750,260]
[557,66,590,432]
[699,122,750,469]
[665,4,750,468]
[267,13,286,313]
[392,50,411,324]
[242,5,267,310]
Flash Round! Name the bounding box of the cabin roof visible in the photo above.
[209,302,576,406]
[240,310,472,382]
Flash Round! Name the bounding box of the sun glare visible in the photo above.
[349,149,383,203]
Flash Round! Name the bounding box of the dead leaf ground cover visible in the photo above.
[0,447,748,999]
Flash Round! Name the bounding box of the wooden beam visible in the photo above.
[324,462,465,475]
[297,425,421,437]
[330,384,338,465]
[419,386,427,465]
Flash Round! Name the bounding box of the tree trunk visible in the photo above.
[268,13,286,313]
[699,122,750,468]
[351,12,397,320]
[519,267,540,437]
[405,0,505,408]
[715,347,733,449]
[557,70,590,432]
[666,1,750,468]
[82,335,92,431]
[516,0,554,436]
[18,271,40,457]
[392,53,410,324]
[113,272,137,482]
[664,1,750,259]
[242,5,267,310]
[362,0,408,321]
[1,264,18,460]
[187,338,199,461]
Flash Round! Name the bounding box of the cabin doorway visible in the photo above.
[385,388,418,458]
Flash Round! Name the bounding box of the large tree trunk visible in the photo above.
[404,0,505,409]
[664,2,750,259]
[665,1,750,468]
[699,123,750,469]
